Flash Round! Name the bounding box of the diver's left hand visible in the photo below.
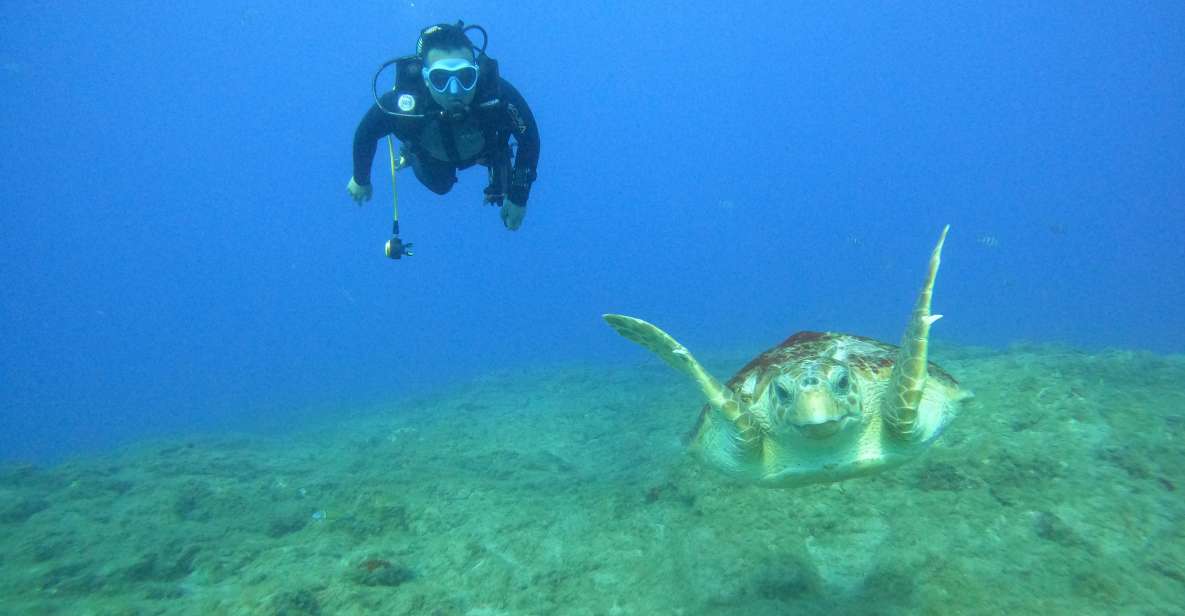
[501,200,526,231]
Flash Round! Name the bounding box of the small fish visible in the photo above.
[977,235,999,248]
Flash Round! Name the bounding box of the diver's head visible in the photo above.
[419,25,479,112]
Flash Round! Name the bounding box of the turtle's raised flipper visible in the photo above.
[603,314,742,422]
[885,225,949,441]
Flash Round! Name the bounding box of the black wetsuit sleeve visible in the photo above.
[499,79,540,205]
[352,92,412,186]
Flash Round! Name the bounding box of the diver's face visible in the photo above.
[424,47,478,111]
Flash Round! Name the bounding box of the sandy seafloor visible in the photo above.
[1,343,1182,615]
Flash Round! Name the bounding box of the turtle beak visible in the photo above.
[790,390,848,439]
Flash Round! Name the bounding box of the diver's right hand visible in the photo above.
[347,177,373,204]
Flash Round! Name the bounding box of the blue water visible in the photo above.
[2,1,1182,463]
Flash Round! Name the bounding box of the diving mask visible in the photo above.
[422,58,479,94]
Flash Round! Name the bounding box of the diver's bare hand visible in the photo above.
[347,177,373,205]
[501,199,526,231]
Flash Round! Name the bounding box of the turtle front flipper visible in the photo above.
[603,314,742,422]
[885,225,949,441]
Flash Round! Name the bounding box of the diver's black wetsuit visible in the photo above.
[352,78,540,206]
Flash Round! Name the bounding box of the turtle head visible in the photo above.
[765,359,862,440]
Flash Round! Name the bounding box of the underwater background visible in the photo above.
[1,1,1183,614]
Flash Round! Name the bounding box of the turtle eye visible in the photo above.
[773,383,792,402]
[835,374,850,391]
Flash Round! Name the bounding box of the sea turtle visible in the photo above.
[604,226,971,487]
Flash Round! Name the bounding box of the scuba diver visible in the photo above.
[348,21,541,257]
